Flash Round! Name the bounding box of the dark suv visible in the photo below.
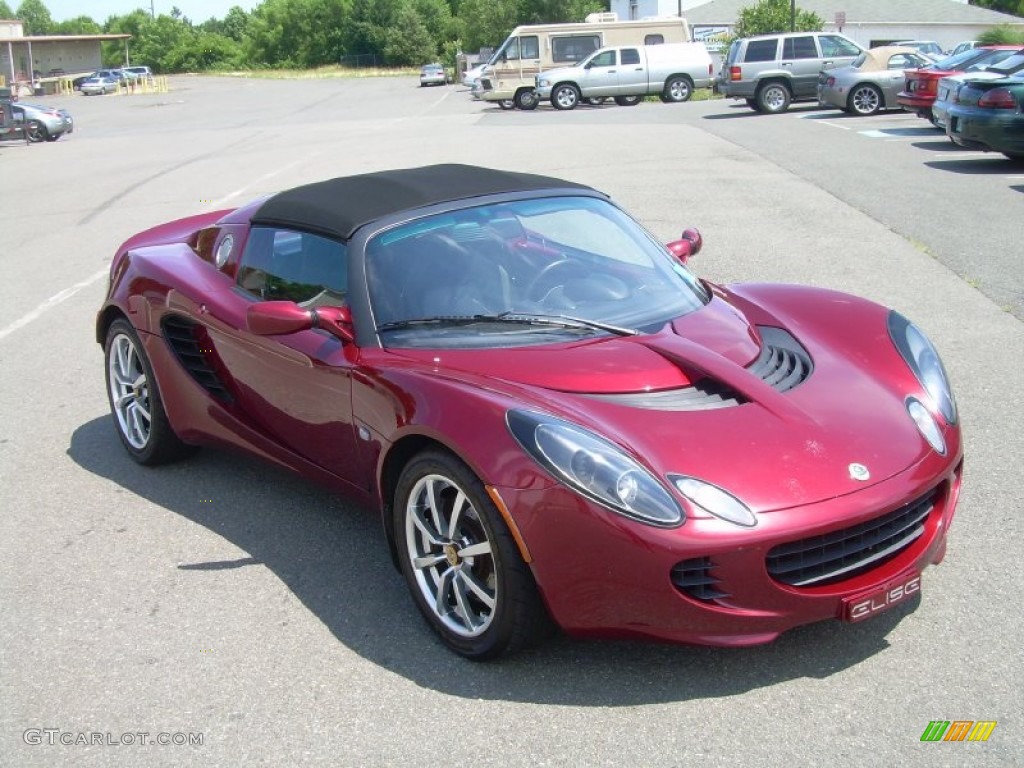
[718,32,864,113]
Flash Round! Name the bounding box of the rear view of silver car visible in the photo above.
[12,102,74,141]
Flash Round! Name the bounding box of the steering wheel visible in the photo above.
[524,258,589,302]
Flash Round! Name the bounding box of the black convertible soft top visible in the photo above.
[250,164,595,240]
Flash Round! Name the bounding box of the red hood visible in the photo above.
[390,296,941,513]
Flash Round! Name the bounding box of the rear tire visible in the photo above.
[26,120,47,142]
[848,83,883,116]
[745,98,762,112]
[497,99,514,110]
[614,94,642,106]
[514,88,539,111]
[757,82,791,113]
[663,75,693,103]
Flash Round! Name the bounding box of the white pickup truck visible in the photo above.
[535,42,714,110]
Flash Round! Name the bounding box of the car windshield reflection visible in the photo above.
[365,196,709,348]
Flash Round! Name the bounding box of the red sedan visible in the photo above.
[898,45,1023,122]
[97,165,962,658]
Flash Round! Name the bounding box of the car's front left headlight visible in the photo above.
[888,311,957,425]
[507,410,683,527]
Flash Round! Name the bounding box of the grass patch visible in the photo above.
[213,65,419,80]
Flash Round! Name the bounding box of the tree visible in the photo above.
[54,16,102,35]
[245,0,350,68]
[733,0,823,38]
[978,23,1024,44]
[15,0,54,34]
[0,1,14,20]
[970,0,1024,16]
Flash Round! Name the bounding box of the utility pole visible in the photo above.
[151,1,156,17]
[790,0,796,31]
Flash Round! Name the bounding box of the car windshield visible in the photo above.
[932,47,998,70]
[988,53,1024,75]
[365,196,710,348]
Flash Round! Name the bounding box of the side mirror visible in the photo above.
[247,301,354,343]
[666,228,703,264]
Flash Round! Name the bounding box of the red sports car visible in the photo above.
[897,45,1023,123]
[97,165,962,659]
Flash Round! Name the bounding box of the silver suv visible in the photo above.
[718,32,864,113]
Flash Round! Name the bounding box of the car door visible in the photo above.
[883,53,931,103]
[580,49,620,96]
[781,34,822,99]
[616,48,647,93]
[203,226,369,489]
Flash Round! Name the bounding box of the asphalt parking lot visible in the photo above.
[1,76,1022,767]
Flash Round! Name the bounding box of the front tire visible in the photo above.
[104,319,195,465]
[394,450,548,659]
[849,83,883,116]
[497,99,515,110]
[614,94,642,106]
[663,76,693,103]
[514,88,539,111]
[757,82,791,113]
[551,84,580,110]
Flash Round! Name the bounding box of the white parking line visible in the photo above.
[0,268,109,342]
[1,160,319,344]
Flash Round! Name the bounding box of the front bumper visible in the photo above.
[504,449,962,646]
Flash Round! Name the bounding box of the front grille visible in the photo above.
[766,489,938,587]
[671,557,729,602]
[162,315,232,403]
[749,327,813,392]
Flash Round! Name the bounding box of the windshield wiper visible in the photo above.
[376,312,638,336]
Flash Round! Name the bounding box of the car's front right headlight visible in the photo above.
[887,311,957,425]
[507,410,683,527]
[536,78,550,88]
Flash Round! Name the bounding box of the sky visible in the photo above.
[38,1,260,24]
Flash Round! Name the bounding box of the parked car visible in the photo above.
[80,75,120,95]
[121,65,153,81]
[11,102,73,141]
[535,42,713,109]
[419,63,447,87]
[717,31,864,113]
[893,40,946,61]
[461,63,487,88]
[96,164,963,659]
[817,46,933,116]
[897,46,1024,124]
[946,76,1024,160]
[932,51,1024,130]
[73,68,125,90]
[950,40,980,57]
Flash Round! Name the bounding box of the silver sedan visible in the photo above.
[818,46,933,116]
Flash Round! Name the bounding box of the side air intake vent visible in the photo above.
[161,315,232,403]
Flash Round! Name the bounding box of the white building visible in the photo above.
[610,0,1024,52]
